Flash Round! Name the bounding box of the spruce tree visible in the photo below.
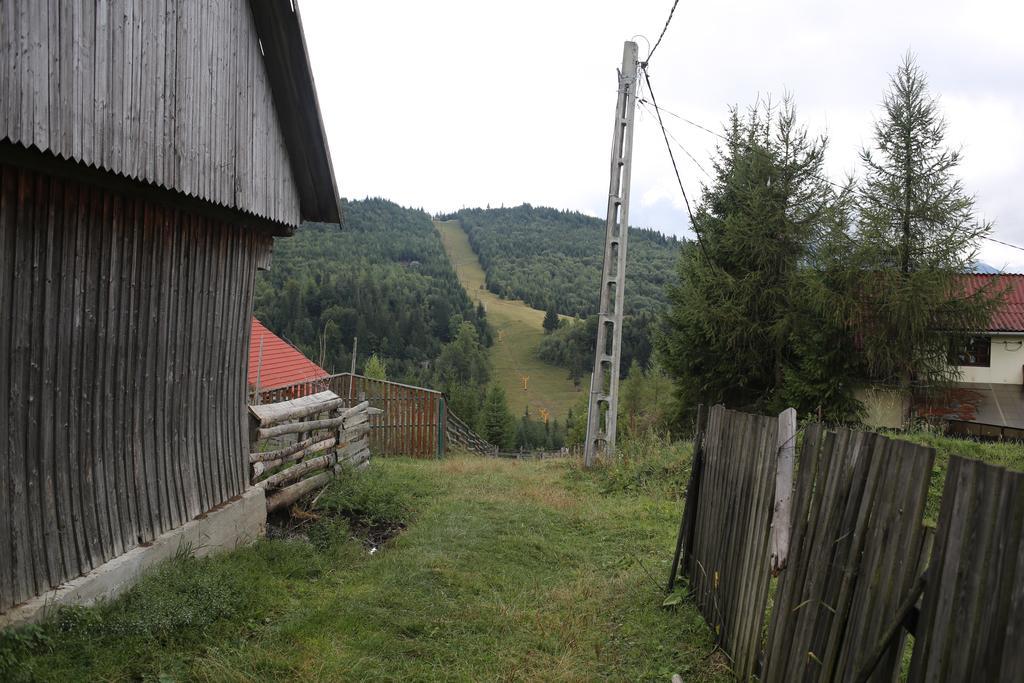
[852,54,1000,402]
[658,100,842,414]
[542,306,560,334]
[480,385,514,449]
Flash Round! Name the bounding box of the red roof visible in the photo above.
[959,274,1024,333]
[248,318,329,390]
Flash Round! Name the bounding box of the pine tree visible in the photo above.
[480,385,514,449]
[852,54,1001,404]
[542,306,560,334]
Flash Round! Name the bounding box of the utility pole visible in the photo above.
[584,41,639,468]
[349,336,358,399]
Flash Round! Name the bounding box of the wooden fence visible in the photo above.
[945,417,1024,443]
[249,391,376,513]
[448,411,497,455]
[250,373,497,458]
[670,404,1024,680]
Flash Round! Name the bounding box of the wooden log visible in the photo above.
[249,435,318,464]
[251,436,337,479]
[340,400,369,419]
[343,411,369,430]
[259,452,336,490]
[248,390,341,428]
[265,471,333,513]
[770,407,797,574]
[339,445,370,467]
[257,414,344,440]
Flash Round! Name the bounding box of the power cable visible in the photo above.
[640,65,711,263]
[983,236,1024,253]
[638,100,712,179]
[644,0,680,64]
[637,94,1024,256]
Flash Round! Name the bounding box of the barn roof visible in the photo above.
[248,0,341,225]
[0,0,339,230]
[960,274,1024,333]
[248,318,330,390]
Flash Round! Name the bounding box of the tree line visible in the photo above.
[254,198,559,451]
[657,55,1002,426]
[254,198,491,384]
[439,204,679,319]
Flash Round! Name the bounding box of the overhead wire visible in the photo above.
[637,0,1024,260]
[639,64,711,263]
[644,0,680,64]
[638,100,712,180]
[636,93,1024,256]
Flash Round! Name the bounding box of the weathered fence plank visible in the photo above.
[907,456,1024,681]
[762,430,934,683]
[687,405,778,679]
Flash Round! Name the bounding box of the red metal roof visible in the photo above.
[248,318,329,390]
[959,274,1024,333]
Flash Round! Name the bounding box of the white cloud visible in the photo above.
[299,0,1024,256]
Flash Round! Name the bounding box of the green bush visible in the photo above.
[316,466,416,532]
[574,433,694,499]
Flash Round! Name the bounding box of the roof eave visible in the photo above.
[248,0,342,225]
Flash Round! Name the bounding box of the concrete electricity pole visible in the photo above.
[584,41,639,468]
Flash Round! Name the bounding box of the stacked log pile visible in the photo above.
[248,391,378,513]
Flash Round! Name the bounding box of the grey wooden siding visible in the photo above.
[0,161,269,613]
[0,0,301,227]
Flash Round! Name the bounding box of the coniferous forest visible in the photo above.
[441,204,679,317]
[254,198,491,384]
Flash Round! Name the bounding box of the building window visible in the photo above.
[953,336,991,367]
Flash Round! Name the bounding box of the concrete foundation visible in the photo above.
[0,486,266,630]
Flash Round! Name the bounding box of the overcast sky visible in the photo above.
[300,0,1024,271]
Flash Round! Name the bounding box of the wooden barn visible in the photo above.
[0,0,339,615]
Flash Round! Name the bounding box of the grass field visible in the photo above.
[434,219,588,423]
[2,454,729,682]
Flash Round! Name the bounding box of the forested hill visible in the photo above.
[441,205,681,317]
[254,198,489,382]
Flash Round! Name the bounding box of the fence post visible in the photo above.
[667,403,708,592]
[436,397,446,459]
[770,407,797,574]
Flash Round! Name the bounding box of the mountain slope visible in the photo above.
[443,204,680,318]
[254,198,489,381]
[435,219,585,422]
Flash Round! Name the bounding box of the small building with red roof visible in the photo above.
[951,274,1024,385]
[248,318,330,392]
[925,273,1024,432]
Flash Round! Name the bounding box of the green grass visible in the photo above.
[435,219,588,423]
[3,455,729,682]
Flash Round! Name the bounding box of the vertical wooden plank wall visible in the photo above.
[0,0,301,227]
[0,162,268,613]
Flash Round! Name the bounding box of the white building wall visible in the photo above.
[957,335,1024,384]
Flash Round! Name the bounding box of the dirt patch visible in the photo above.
[266,503,405,551]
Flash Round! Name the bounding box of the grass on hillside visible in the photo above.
[434,219,588,423]
[3,429,1017,681]
[2,454,728,682]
